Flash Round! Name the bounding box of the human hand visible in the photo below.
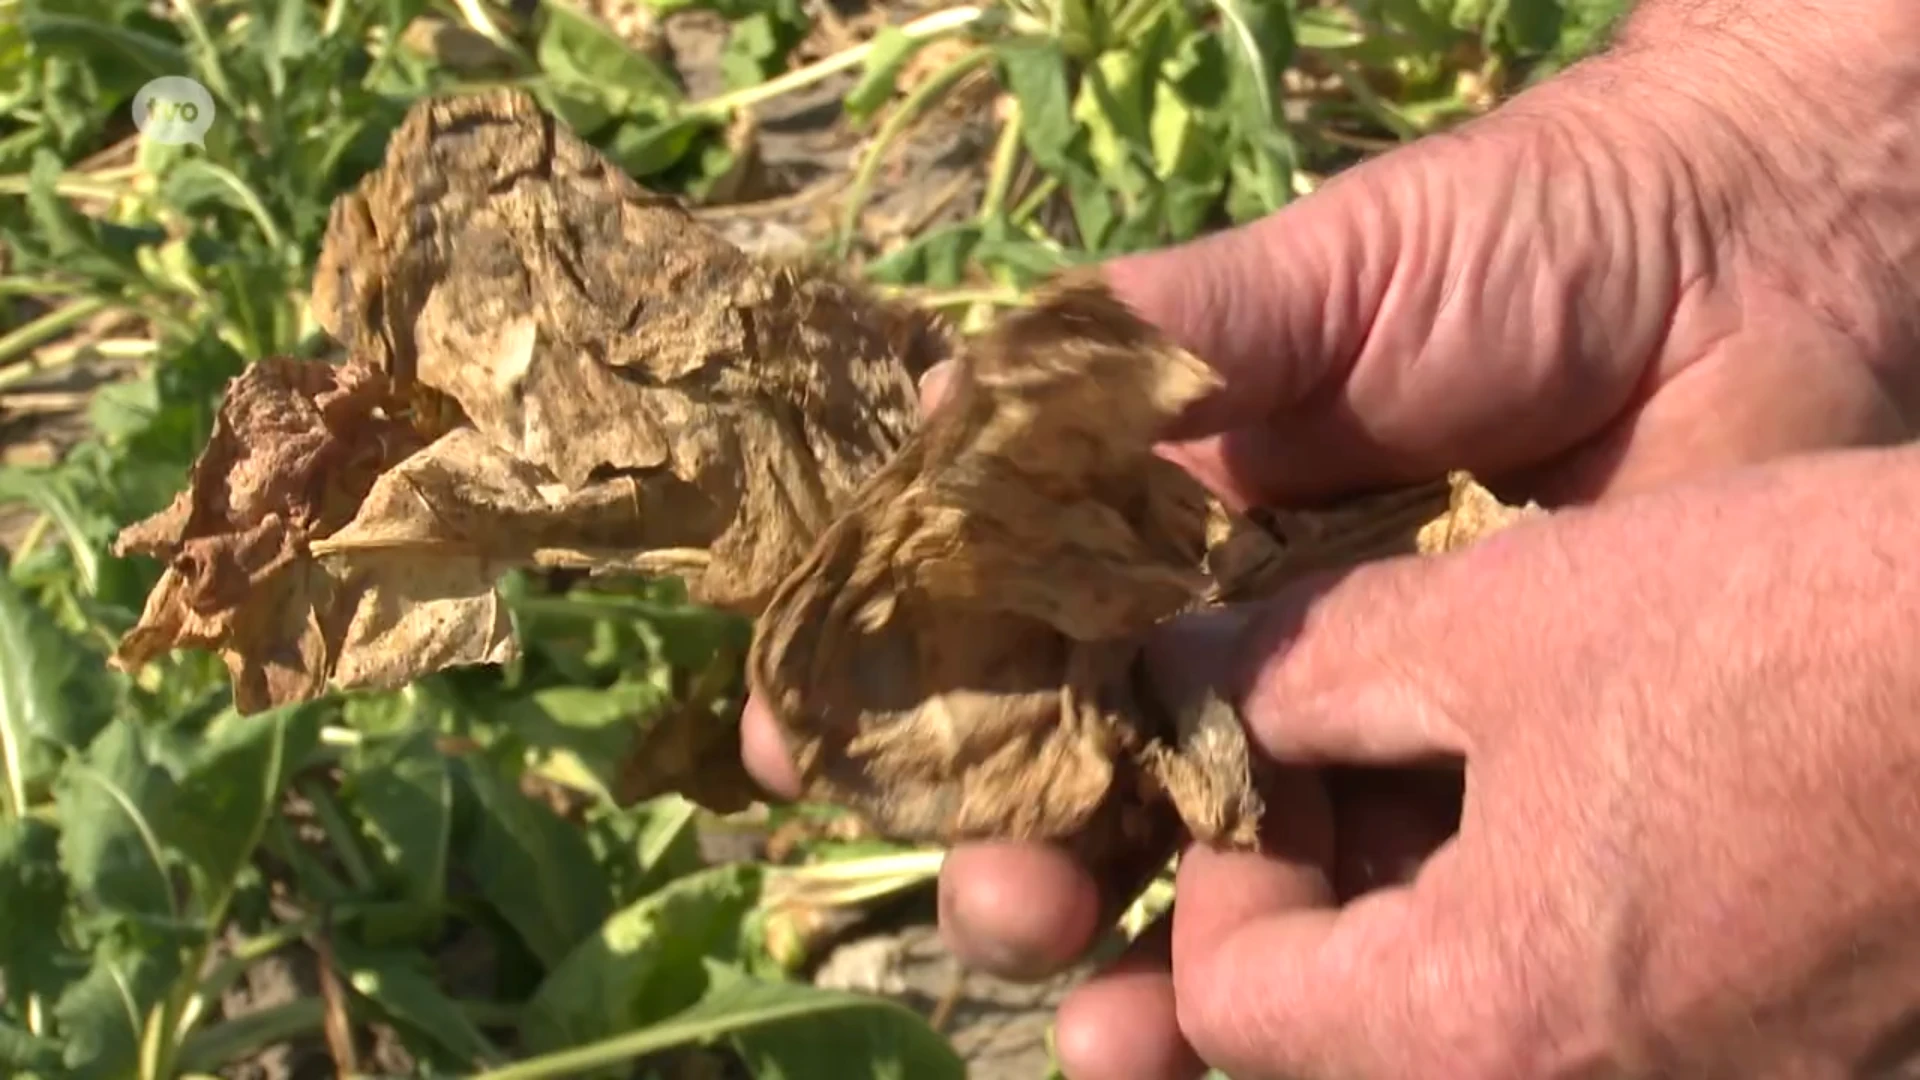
[1158,445,1920,1078]
[741,2,1920,1075]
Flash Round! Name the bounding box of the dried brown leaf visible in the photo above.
[748,277,1550,856]
[310,88,952,614]
[747,273,1247,861]
[113,89,1548,857]
[108,356,479,711]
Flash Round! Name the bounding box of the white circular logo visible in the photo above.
[131,76,216,147]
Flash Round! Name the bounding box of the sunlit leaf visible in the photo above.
[457,753,610,969]
[167,700,325,919]
[330,938,508,1069]
[483,960,961,1080]
[520,863,759,1061]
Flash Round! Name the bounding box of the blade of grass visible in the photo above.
[691,5,991,119]
[0,471,102,594]
[0,297,114,368]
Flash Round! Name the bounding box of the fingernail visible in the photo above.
[917,361,955,413]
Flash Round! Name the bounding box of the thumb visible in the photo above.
[1100,178,1375,446]
[1100,163,1435,510]
[1147,552,1475,767]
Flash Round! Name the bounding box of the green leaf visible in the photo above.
[995,37,1079,173]
[478,961,963,1080]
[1208,0,1295,220]
[53,938,178,1080]
[994,36,1115,247]
[1537,0,1631,69]
[53,718,180,923]
[19,9,186,82]
[0,569,105,813]
[843,26,922,125]
[599,114,725,180]
[86,373,161,442]
[0,468,105,594]
[0,1016,61,1071]
[0,816,69,1005]
[329,939,507,1069]
[487,678,669,803]
[1073,50,1153,201]
[457,753,610,970]
[1293,7,1368,49]
[343,727,451,941]
[168,700,325,920]
[624,794,703,897]
[1375,0,1467,48]
[719,2,811,90]
[520,863,761,1058]
[14,149,155,288]
[535,0,683,134]
[861,223,981,287]
[250,0,316,98]
[158,160,291,254]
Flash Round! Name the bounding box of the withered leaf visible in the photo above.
[310,87,954,614]
[114,88,1548,856]
[747,278,1551,856]
[747,273,1250,859]
[1418,470,1546,552]
[108,356,516,712]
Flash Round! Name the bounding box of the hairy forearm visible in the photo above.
[1612,0,1919,43]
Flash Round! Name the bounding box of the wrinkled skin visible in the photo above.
[744,0,1920,1076]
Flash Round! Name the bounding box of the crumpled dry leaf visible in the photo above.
[113,88,1546,854]
[746,276,1547,858]
[114,87,952,811]
[310,87,951,615]
[108,357,520,712]
[747,273,1249,859]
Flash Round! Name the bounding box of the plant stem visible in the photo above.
[1010,173,1060,225]
[166,0,236,104]
[836,45,995,257]
[0,277,91,298]
[1325,57,1421,140]
[173,906,362,1047]
[873,284,1028,309]
[690,4,991,118]
[0,173,130,201]
[179,989,518,1075]
[318,725,364,749]
[0,297,114,369]
[977,98,1024,225]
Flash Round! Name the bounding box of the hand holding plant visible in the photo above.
[747,1,1920,1075]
